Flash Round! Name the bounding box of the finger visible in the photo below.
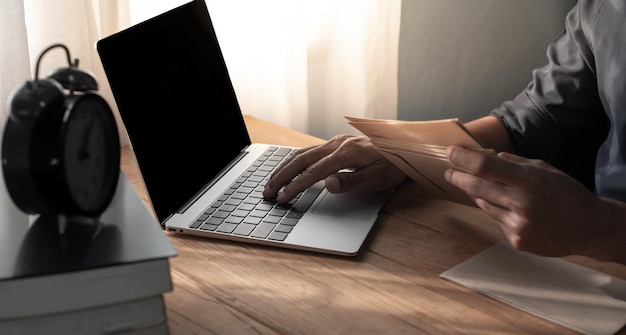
[497,151,556,172]
[275,145,314,171]
[263,144,337,199]
[474,197,521,246]
[446,145,535,189]
[446,145,500,176]
[276,151,357,202]
[274,135,381,202]
[474,197,512,228]
[444,168,520,209]
[326,160,406,193]
[264,135,357,199]
[326,169,370,194]
[495,151,528,164]
[266,147,318,188]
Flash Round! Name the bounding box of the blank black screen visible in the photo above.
[97,0,251,223]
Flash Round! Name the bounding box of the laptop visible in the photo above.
[96,0,390,256]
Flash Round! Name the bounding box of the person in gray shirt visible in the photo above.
[263,0,626,265]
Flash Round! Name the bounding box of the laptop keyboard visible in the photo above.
[188,146,323,241]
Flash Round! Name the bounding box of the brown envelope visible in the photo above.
[346,115,484,207]
[371,137,448,159]
[345,116,483,148]
[377,147,476,207]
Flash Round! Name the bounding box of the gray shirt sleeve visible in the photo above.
[489,2,608,190]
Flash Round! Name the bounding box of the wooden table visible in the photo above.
[120,115,626,334]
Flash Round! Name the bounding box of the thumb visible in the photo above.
[325,173,356,194]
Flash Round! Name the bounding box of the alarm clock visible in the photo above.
[2,43,120,218]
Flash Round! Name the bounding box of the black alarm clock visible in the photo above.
[2,43,120,218]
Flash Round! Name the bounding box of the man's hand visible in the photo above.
[263,134,406,204]
[444,145,625,262]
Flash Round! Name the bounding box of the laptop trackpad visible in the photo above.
[311,190,386,221]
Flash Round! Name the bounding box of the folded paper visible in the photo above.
[441,241,626,335]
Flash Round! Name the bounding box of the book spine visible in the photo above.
[0,259,172,319]
[0,295,168,335]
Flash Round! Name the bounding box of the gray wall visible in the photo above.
[397,0,577,123]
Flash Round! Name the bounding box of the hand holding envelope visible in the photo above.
[345,115,485,206]
[348,116,626,335]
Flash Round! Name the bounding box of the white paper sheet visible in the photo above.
[440,241,626,335]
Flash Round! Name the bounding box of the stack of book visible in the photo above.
[346,115,485,206]
[0,174,177,335]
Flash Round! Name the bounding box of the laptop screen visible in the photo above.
[97,0,251,223]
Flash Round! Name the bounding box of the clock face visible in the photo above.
[62,95,120,215]
[2,58,121,218]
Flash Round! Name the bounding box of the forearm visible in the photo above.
[464,116,514,153]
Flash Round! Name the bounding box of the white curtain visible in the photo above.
[203,0,402,139]
[0,0,31,246]
[1,0,400,142]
